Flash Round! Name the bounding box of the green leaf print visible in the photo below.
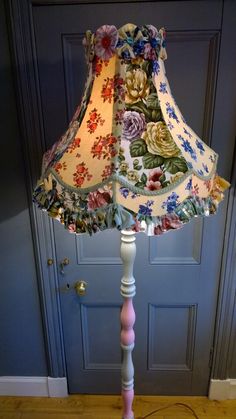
[133,159,142,170]
[140,173,147,184]
[164,157,188,174]
[146,93,160,110]
[130,139,148,157]
[143,153,164,169]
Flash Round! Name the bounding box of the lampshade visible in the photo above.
[33,23,230,236]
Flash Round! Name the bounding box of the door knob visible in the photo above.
[74,280,87,296]
[47,258,54,266]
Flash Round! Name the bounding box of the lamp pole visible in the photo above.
[120,230,136,419]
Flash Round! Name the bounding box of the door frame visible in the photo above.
[5,0,236,386]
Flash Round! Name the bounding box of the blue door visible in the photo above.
[32,0,232,394]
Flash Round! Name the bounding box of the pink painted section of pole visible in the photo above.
[120,230,136,419]
[120,298,135,346]
[122,389,134,419]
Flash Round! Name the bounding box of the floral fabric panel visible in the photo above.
[119,58,190,192]
[153,59,218,178]
[41,64,94,177]
[51,55,123,189]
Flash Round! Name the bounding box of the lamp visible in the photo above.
[33,23,230,419]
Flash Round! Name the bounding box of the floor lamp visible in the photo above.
[33,23,230,419]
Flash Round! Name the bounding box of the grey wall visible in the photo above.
[0,1,47,376]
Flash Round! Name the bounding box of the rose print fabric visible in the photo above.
[33,24,230,236]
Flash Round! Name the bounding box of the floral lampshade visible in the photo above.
[33,23,230,236]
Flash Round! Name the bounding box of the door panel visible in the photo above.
[149,219,203,264]
[76,229,122,264]
[33,1,228,394]
[147,303,197,371]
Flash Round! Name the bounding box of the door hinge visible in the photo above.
[209,346,214,369]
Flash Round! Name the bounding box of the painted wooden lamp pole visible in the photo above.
[120,230,136,419]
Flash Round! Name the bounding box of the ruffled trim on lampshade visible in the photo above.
[33,174,229,236]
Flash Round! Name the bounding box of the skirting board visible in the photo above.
[209,379,236,400]
[1,377,235,399]
[0,376,68,397]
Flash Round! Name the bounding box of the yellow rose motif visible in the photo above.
[170,172,184,183]
[125,69,150,104]
[212,175,231,203]
[127,170,139,182]
[142,121,181,158]
[214,175,230,192]
[131,57,144,65]
[119,162,129,172]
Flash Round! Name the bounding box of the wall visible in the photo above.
[0,1,47,376]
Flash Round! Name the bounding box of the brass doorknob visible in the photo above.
[74,280,87,296]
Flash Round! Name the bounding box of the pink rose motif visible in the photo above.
[154,225,162,235]
[154,214,183,235]
[146,168,163,191]
[143,43,157,60]
[147,24,159,38]
[68,223,76,233]
[149,168,163,182]
[95,25,118,60]
[146,180,161,191]
[132,219,141,232]
[162,214,182,230]
[87,188,112,211]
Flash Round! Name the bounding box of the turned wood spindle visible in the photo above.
[120,230,136,419]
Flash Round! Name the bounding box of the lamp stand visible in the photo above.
[120,230,136,419]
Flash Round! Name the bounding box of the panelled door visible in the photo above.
[32,0,230,394]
